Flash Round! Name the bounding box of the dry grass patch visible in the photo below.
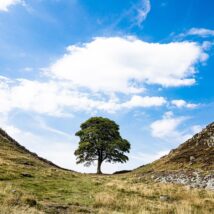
[92,176,214,213]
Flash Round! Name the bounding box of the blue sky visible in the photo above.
[0,0,214,173]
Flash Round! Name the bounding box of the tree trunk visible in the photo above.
[97,159,102,174]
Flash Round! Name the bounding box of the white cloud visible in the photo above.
[0,0,22,11]
[186,28,214,37]
[150,111,200,144]
[48,37,207,92]
[0,36,208,115]
[122,95,166,108]
[136,0,151,26]
[171,99,198,109]
[0,79,66,116]
[0,78,167,115]
[150,111,186,141]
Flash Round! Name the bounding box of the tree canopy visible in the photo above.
[74,117,130,174]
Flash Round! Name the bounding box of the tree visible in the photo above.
[74,117,130,174]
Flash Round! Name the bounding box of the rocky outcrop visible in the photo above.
[153,171,214,190]
[187,122,214,148]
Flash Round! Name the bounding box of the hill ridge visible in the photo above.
[0,128,73,172]
[135,121,214,190]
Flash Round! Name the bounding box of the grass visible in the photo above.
[1,170,213,213]
[0,132,214,213]
[93,175,214,214]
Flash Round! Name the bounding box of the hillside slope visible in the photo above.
[135,122,214,190]
[0,128,71,172]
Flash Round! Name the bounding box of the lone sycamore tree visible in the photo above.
[74,117,130,174]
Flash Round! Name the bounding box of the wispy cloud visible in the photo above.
[179,28,214,38]
[186,28,214,37]
[136,0,151,26]
[109,0,151,29]
[130,150,169,164]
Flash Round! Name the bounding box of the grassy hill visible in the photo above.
[0,128,214,213]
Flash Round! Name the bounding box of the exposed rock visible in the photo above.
[190,156,195,162]
[153,170,214,190]
[206,178,214,190]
